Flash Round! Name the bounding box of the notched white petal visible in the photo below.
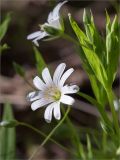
[61,85,79,94]
[53,63,66,86]
[53,102,61,120]
[60,68,74,86]
[44,103,54,123]
[52,1,68,19]
[48,17,61,29]
[33,76,46,90]
[27,31,42,40]
[27,91,43,102]
[32,32,48,46]
[42,68,53,85]
[60,95,75,105]
[31,98,53,111]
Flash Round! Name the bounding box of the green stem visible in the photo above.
[62,33,79,46]
[19,121,70,154]
[28,107,71,160]
[106,89,120,138]
[40,107,70,147]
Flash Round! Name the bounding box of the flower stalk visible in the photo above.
[19,120,71,154]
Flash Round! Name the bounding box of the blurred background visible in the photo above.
[0,0,120,159]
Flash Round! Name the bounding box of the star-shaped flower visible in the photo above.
[27,1,67,46]
[27,63,79,123]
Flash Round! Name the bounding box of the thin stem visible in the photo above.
[19,121,70,154]
[106,89,120,139]
[40,107,70,147]
[62,33,79,46]
[26,107,72,160]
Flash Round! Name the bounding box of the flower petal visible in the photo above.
[48,17,61,29]
[44,102,55,123]
[47,12,53,23]
[31,98,53,111]
[53,63,66,86]
[27,31,42,40]
[32,32,48,46]
[53,102,61,120]
[27,91,43,102]
[33,76,46,90]
[59,68,74,87]
[52,1,68,20]
[60,95,75,105]
[61,85,79,94]
[42,68,53,85]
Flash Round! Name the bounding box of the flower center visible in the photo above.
[52,90,61,101]
[44,86,61,101]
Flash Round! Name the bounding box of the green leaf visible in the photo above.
[87,134,93,159]
[69,14,108,89]
[33,46,46,75]
[0,44,9,54]
[78,143,86,160]
[13,62,25,77]
[83,9,106,68]
[106,15,120,86]
[0,103,16,160]
[83,9,92,41]
[106,11,111,35]
[89,75,107,106]
[0,13,12,41]
[83,47,108,89]
[0,120,18,128]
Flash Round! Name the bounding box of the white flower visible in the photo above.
[27,63,79,123]
[27,1,67,46]
[113,99,120,111]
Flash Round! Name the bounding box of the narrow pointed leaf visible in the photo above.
[13,62,25,77]
[33,46,46,75]
[0,13,12,41]
[87,134,93,159]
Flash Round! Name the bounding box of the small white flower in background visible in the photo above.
[27,63,79,123]
[27,1,67,46]
[113,99,120,111]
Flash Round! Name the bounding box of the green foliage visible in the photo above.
[87,134,93,159]
[0,120,18,128]
[43,25,63,36]
[69,10,120,158]
[0,44,9,55]
[106,14,120,86]
[69,13,108,90]
[0,103,16,160]
[0,13,12,41]
[0,13,11,54]
[13,62,25,77]
[33,46,46,75]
